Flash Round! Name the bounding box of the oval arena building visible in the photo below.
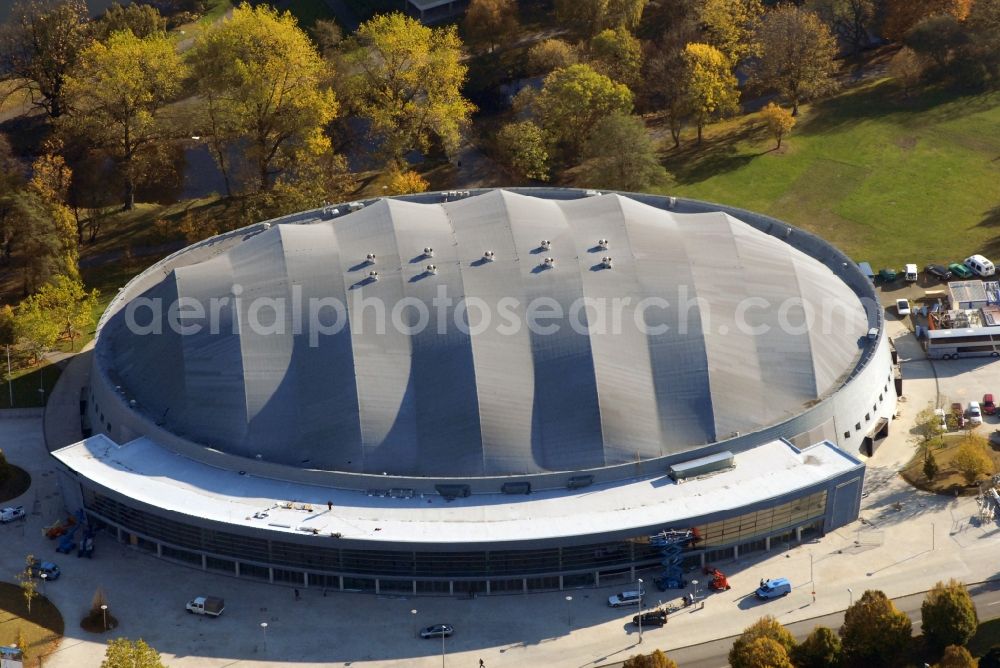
[52,188,897,595]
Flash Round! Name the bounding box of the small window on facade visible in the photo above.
[873,405,878,413]
[106,422,111,431]
[879,393,884,402]
[843,431,850,439]
[855,423,861,431]
[865,413,871,422]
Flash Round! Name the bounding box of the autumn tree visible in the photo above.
[761,103,795,149]
[574,113,667,191]
[555,0,649,35]
[840,590,912,667]
[922,580,978,653]
[94,3,167,41]
[807,0,875,56]
[588,28,643,89]
[699,0,764,66]
[101,638,166,668]
[953,434,994,484]
[791,626,842,668]
[0,187,78,294]
[905,14,967,71]
[33,274,97,350]
[532,64,633,159]
[527,39,578,75]
[310,19,342,59]
[729,616,797,668]
[914,405,945,448]
[883,0,973,42]
[384,169,429,195]
[937,645,977,668]
[643,29,697,146]
[64,30,184,210]
[622,649,678,668]
[752,5,838,116]
[18,555,38,614]
[192,3,341,204]
[0,0,92,119]
[682,43,739,143]
[15,291,60,363]
[965,0,1000,83]
[496,121,550,181]
[464,0,518,54]
[14,627,28,661]
[343,13,474,166]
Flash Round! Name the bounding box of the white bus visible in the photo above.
[926,327,1000,359]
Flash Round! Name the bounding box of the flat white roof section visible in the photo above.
[54,435,862,546]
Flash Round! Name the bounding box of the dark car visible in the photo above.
[28,559,60,580]
[984,393,996,415]
[420,624,454,639]
[925,264,952,281]
[632,610,668,627]
[949,263,975,279]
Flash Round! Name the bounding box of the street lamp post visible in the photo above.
[637,578,644,643]
[565,595,573,627]
[260,622,268,653]
[40,572,47,596]
[848,588,853,607]
[411,609,418,637]
[101,604,108,631]
[691,579,699,608]
[441,627,446,668]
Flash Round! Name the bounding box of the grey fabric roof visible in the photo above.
[103,190,868,476]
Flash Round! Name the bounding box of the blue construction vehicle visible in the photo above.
[649,529,699,590]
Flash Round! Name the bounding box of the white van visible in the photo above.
[904,264,918,282]
[964,255,995,277]
[608,589,644,607]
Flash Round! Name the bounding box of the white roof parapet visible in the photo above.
[53,436,862,546]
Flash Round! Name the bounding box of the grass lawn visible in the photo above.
[0,581,64,662]
[0,361,65,409]
[900,432,1000,495]
[658,80,1000,268]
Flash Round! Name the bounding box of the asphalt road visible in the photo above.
[599,580,1000,668]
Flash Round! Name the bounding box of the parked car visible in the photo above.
[755,578,792,600]
[632,610,668,627]
[0,505,25,523]
[925,264,952,281]
[968,401,983,425]
[879,268,897,282]
[185,596,225,617]
[895,299,911,316]
[608,589,644,607]
[984,394,996,415]
[949,263,975,279]
[965,254,996,277]
[904,264,918,282]
[420,624,454,639]
[28,559,60,581]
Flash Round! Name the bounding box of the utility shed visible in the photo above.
[949,280,989,309]
[668,451,734,481]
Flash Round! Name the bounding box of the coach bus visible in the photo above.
[925,327,1000,359]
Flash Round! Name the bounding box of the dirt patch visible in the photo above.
[896,135,918,150]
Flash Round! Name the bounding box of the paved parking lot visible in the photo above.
[5,311,1000,667]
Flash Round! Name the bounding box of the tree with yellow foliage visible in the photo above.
[952,433,994,484]
[682,43,739,144]
[343,13,474,167]
[192,3,338,197]
[760,103,795,149]
[385,170,429,195]
[699,0,764,66]
[752,5,838,116]
[464,0,518,54]
[64,30,184,210]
